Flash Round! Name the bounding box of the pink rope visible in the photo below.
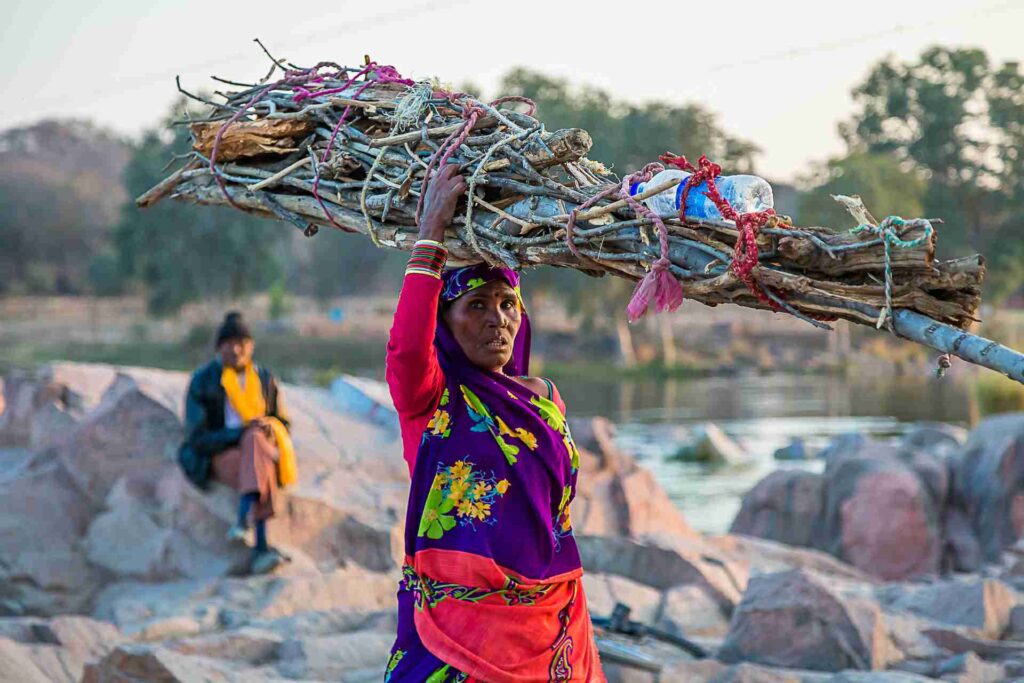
[414,100,486,224]
[619,163,684,322]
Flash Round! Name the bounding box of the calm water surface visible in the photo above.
[556,373,973,533]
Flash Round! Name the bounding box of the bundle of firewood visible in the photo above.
[139,54,1024,384]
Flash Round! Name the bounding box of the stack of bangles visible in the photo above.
[405,239,449,279]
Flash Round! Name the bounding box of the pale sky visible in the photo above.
[4,0,1023,182]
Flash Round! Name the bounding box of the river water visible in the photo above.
[557,372,974,534]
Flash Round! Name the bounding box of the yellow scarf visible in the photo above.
[221,364,298,487]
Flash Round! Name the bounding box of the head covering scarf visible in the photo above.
[437,263,531,377]
[387,265,602,682]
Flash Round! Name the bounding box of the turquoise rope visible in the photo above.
[849,216,935,329]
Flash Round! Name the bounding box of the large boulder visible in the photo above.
[578,534,749,611]
[707,535,874,584]
[0,460,100,615]
[731,439,943,580]
[899,422,967,457]
[729,471,825,548]
[81,644,247,682]
[0,615,125,683]
[673,423,751,466]
[819,452,942,580]
[950,414,1024,563]
[718,569,895,672]
[878,577,1016,639]
[570,417,698,539]
[50,368,184,507]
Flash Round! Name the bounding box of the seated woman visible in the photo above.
[383,164,605,682]
[179,312,297,575]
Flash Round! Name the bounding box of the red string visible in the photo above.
[659,152,780,310]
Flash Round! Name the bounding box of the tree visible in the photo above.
[798,152,927,230]
[114,106,287,315]
[498,69,760,174]
[840,47,1024,299]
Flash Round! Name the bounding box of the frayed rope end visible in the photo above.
[626,259,684,323]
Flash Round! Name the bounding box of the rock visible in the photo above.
[1008,604,1024,640]
[328,374,398,433]
[256,566,398,619]
[818,433,868,466]
[658,659,729,682]
[85,479,176,579]
[963,413,1024,451]
[578,535,749,611]
[708,535,874,583]
[0,616,125,683]
[718,569,893,672]
[169,628,283,665]
[773,438,815,461]
[900,422,967,456]
[53,369,184,507]
[275,630,394,680]
[729,471,825,548]
[711,662,829,682]
[674,423,750,465]
[0,460,99,615]
[943,507,983,573]
[879,612,947,661]
[730,436,949,581]
[898,448,950,511]
[656,584,732,638]
[582,573,662,624]
[820,453,941,580]
[828,673,934,682]
[92,579,222,636]
[81,644,246,682]
[951,415,1024,562]
[570,417,698,539]
[883,578,1016,639]
[40,615,125,664]
[934,652,1006,683]
[923,627,1024,659]
[0,637,55,683]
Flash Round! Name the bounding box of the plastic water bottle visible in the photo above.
[630,169,774,220]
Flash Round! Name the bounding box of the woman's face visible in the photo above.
[443,280,522,373]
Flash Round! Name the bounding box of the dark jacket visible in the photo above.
[178,358,289,489]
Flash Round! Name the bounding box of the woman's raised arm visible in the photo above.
[385,164,467,418]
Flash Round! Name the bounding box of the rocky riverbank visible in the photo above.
[2,362,1024,682]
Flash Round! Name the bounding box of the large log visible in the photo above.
[191,118,316,161]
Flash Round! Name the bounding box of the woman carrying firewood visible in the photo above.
[383,163,605,682]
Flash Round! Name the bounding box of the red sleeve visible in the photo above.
[386,273,445,471]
